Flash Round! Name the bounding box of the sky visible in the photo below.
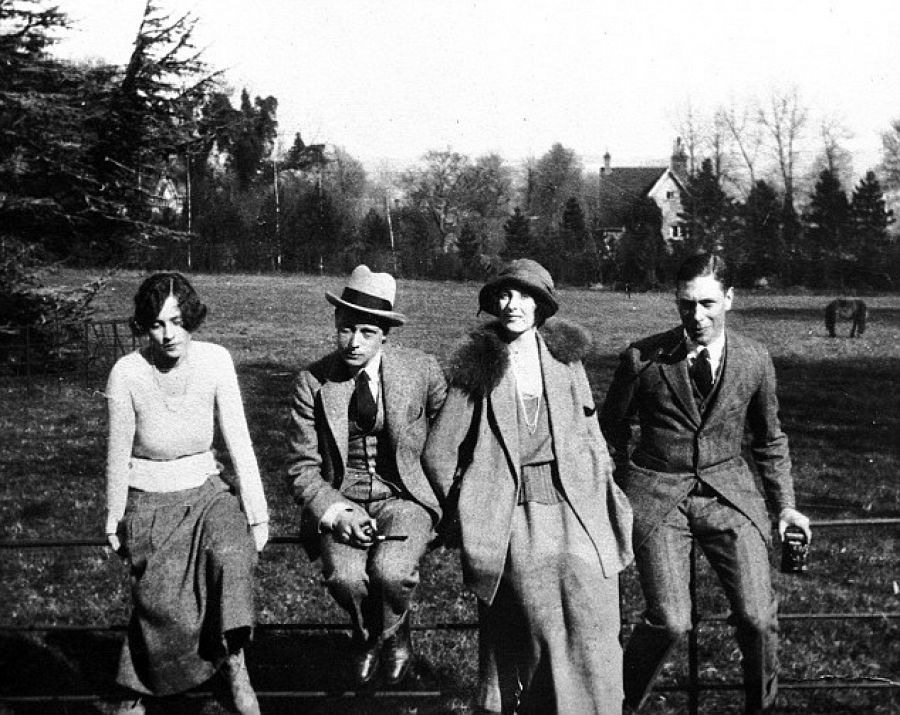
[52,0,900,179]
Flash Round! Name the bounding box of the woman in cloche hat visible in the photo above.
[424,258,634,714]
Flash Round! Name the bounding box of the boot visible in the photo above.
[383,615,412,685]
[223,649,261,715]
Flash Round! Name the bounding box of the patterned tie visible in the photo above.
[692,348,714,397]
[351,370,377,432]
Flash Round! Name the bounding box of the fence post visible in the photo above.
[688,539,700,715]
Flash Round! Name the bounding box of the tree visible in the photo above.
[802,169,850,288]
[531,143,583,224]
[758,88,807,283]
[679,158,736,254]
[734,180,783,286]
[399,149,470,252]
[850,171,896,288]
[456,221,484,279]
[231,89,278,190]
[502,207,532,260]
[616,196,665,288]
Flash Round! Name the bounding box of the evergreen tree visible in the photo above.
[802,169,850,288]
[678,158,735,254]
[616,196,665,288]
[456,221,483,279]
[502,207,532,260]
[850,171,896,288]
[734,180,783,286]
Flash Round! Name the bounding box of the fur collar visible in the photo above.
[448,317,592,396]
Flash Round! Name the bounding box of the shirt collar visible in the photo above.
[359,351,382,386]
[684,329,726,368]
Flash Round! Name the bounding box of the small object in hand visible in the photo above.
[780,526,809,573]
[361,524,408,542]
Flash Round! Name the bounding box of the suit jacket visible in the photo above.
[600,326,794,548]
[286,344,447,541]
[423,319,633,604]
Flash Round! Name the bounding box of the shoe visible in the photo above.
[223,649,261,715]
[352,637,382,687]
[115,698,145,715]
[383,616,412,686]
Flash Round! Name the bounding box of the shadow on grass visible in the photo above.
[0,629,465,714]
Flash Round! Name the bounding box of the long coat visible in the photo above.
[286,344,447,543]
[600,326,795,549]
[423,318,633,604]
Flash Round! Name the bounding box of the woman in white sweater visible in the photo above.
[105,272,268,715]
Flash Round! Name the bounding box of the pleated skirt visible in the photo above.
[477,499,623,715]
[116,477,257,695]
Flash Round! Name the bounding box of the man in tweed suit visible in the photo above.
[286,266,447,687]
[601,253,811,714]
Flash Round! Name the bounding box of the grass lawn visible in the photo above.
[1,269,898,714]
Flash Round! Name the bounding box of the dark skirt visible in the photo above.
[116,477,257,695]
[477,498,623,715]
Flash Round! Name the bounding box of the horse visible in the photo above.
[824,298,867,338]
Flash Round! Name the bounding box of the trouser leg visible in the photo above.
[624,504,694,709]
[320,533,372,640]
[367,498,433,638]
[695,503,779,713]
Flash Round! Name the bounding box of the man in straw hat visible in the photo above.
[286,265,447,687]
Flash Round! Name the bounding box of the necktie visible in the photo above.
[351,370,376,432]
[692,348,714,397]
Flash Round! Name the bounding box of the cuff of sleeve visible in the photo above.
[320,502,355,532]
[105,516,121,536]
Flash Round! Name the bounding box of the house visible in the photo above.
[595,138,689,242]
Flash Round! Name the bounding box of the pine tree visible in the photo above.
[850,171,896,288]
[678,158,735,254]
[617,196,665,288]
[502,207,532,260]
[734,180,783,286]
[802,169,850,288]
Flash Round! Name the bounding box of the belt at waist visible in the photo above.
[517,461,564,505]
[128,451,218,493]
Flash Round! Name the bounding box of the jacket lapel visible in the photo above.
[380,346,411,450]
[538,333,572,437]
[489,362,520,481]
[703,331,742,425]
[660,348,702,427]
[320,356,354,467]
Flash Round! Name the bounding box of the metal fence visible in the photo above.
[0,518,897,712]
[1,318,141,391]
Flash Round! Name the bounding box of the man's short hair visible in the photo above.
[334,306,392,335]
[675,252,729,289]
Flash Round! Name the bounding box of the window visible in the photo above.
[666,190,675,200]
[669,225,679,238]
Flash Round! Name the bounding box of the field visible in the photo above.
[1,270,898,714]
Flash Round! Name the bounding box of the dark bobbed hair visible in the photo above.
[334,306,392,335]
[675,252,730,290]
[130,272,207,335]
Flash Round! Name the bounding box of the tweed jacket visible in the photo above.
[600,326,795,549]
[423,318,633,604]
[286,344,447,540]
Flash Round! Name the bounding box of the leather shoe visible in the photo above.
[383,617,413,685]
[352,638,382,686]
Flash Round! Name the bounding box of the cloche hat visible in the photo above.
[326,265,406,326]
[478,258,559,318]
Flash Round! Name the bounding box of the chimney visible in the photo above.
[603,151,611,174]
[670,138,687,176]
